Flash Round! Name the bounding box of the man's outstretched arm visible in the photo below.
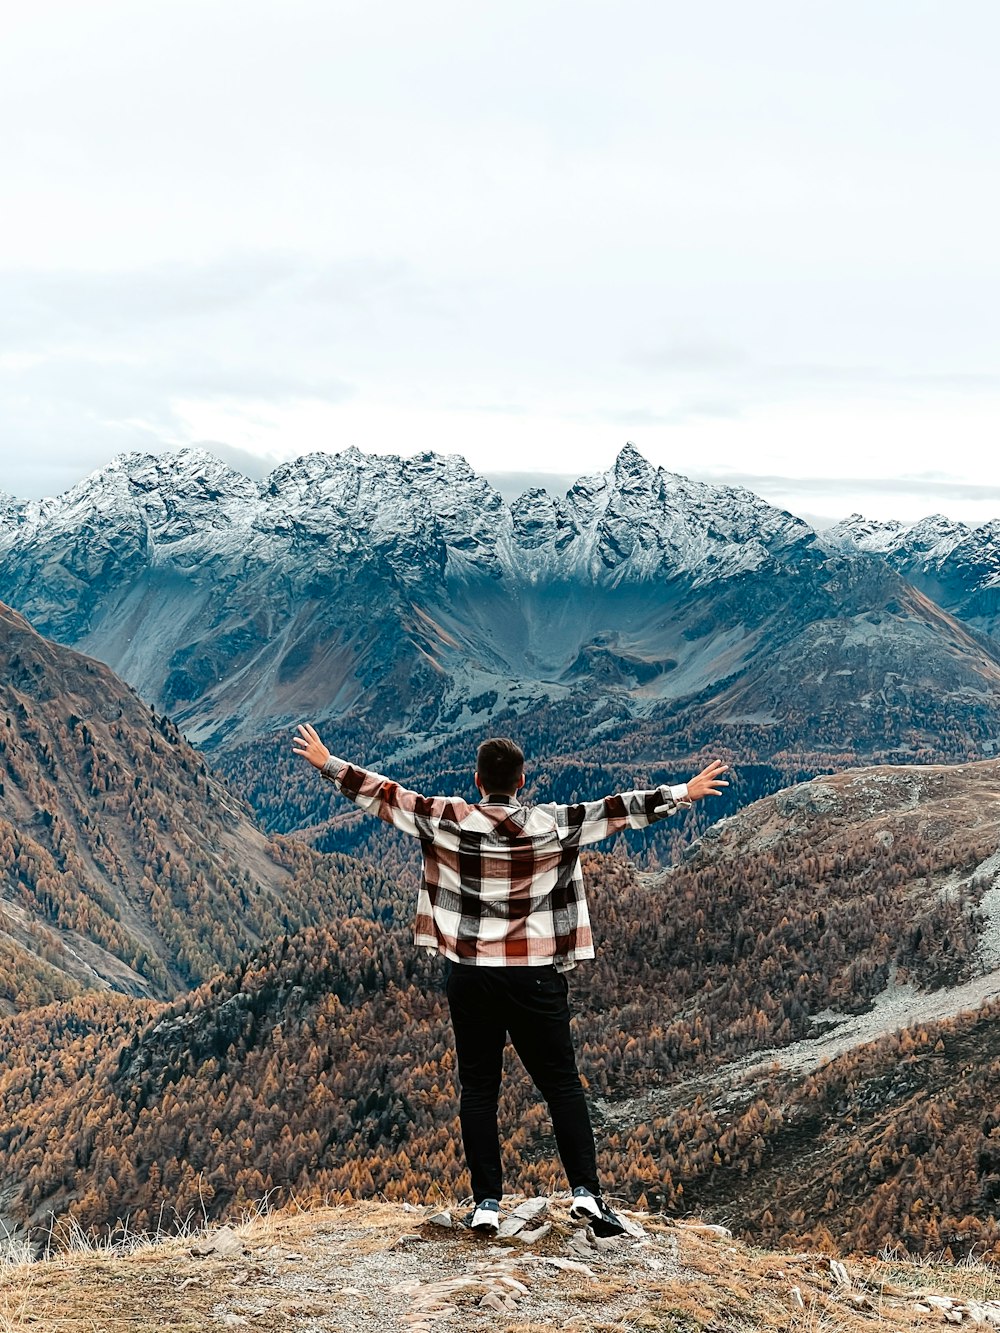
[292,723,456,837]
[557,759,730,846]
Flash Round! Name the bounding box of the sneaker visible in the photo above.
[569,1186,627,1238]
[464,1198,501,1234]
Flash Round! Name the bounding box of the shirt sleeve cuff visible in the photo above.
[321,756,347,782]
[653,783,692,814]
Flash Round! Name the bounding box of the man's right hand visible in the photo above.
[686,760,730,801]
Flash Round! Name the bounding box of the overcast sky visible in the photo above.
[2,0,1000,525]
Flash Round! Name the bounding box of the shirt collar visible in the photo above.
[482,793,521,806]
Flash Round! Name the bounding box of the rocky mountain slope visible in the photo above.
[4,446,1000,771]
[0,600,394,1008]
[826,511,1000,641]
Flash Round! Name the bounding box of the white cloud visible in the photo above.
[1,0,999,520]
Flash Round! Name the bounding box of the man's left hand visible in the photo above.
[686,759,730,801]
[293,723,331,770]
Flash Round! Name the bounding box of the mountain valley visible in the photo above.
[6,447,1000,1267]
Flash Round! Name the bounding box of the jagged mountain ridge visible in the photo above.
[0,444,817,746]
[3,445,1000,766]
[0,442,811,591]
[826,511,1000,638]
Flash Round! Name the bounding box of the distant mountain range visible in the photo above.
[3,444,1000,769]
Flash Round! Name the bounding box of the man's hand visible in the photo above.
[292,723,331,771]
[685,759,730,801]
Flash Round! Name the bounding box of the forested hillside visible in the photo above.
[734,1002,1000,1256]
[0,602,397,1008]
[4,759,1000,1257]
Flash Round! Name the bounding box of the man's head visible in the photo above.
[475,736,525,797]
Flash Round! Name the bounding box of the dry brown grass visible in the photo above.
[1,1202,998,1331]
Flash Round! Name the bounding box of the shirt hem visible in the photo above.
[420,941,592,972]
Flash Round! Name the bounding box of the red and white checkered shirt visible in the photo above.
[320,757,691,971]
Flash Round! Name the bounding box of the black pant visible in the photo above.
[445,961,601,1203]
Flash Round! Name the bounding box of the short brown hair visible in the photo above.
[476,737,524,794]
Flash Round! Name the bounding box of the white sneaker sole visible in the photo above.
[570,1196,601,1222]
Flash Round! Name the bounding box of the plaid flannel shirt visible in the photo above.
[320,757,691,971]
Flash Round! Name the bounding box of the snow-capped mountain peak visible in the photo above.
[822,507,1000,630]
[0,442,828,593]
[823,513,906,551]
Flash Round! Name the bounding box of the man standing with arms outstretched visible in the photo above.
[293,725,728,1236]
